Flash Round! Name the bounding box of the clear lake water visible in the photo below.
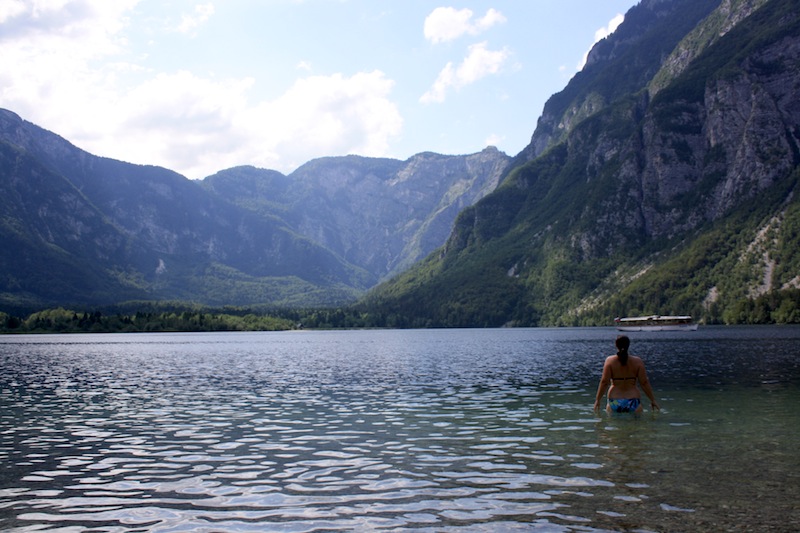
[1,326,799,532]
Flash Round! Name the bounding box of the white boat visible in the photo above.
[614,315,698,331]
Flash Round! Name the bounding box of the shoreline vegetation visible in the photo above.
[0,305,384,333]
[0,308,296,334]
[2,288,800,334]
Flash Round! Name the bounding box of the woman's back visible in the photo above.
[607,355,643,395]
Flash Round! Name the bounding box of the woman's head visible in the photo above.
[615,335,630,365]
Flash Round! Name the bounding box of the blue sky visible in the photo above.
[0,0,637,179]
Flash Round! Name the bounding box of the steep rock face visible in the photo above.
[707,39,800,184]
[293,149,509,277]
[641,6,800,236]
[205,147,510,279]
[0,147,122,262]
[519,0,721,163]
[648,0,769,95]
[394,148,509,273]
[538,0,800,258]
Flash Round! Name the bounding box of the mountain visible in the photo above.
[5,0,798,325]
[202,149,508,279]
[0,110,508,312]
[360,0,800,327]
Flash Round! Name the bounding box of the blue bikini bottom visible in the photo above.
[608,398,641,413]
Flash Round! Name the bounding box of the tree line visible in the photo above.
[3,288,800,335]
[0,308,295,333]
[0,306,407,333]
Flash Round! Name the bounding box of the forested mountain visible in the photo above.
[361,0,800,326]
[0,110,507,313]
[4,0,799,326]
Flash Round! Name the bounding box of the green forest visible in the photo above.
[0,307,295,333]
[3,284,800,335]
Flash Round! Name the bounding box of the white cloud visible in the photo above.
[421,41,510,104]
[578,13,624,70]
[0,0,137,50]
[484,133,504,147]
[0,0,26,24]
[0,1,403,178]
[175,2,215,35]
[101,71,255,176]
[64,69,401,179]
[0,0,141,125]
[245,71,403,173]
[598,13,625,42]
[119,70,404,178]
[423,7,506,44]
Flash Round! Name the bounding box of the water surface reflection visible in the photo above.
[1,328,799,531]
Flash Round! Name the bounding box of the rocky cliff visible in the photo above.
[204,148,509,279]
[362,0,800,326]
[520,0,721,161]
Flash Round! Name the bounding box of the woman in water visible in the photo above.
[594,335,660,413]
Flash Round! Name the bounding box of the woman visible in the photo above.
[594,335,660,413]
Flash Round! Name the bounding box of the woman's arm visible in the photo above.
[637,362,660,410]
[593,359,612,411]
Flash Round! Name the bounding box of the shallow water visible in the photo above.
[1,326,799,532]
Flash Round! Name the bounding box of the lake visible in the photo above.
[1,326,798,532]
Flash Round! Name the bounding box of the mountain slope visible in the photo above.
[0,140,150,309]
[203,148,509,279]
[0,110,374,311]
[0,109,507,312]
[360,0,800,326]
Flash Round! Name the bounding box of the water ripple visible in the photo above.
[2,329,800,531]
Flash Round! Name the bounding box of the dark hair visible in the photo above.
[615,335,630,365]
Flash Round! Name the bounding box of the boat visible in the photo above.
[614,315,698,331]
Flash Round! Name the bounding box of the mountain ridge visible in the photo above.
[0,108,508,312]
[203,147,508,279]
[360,0,800,326]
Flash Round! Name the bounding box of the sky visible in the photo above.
[0,0,638,179]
